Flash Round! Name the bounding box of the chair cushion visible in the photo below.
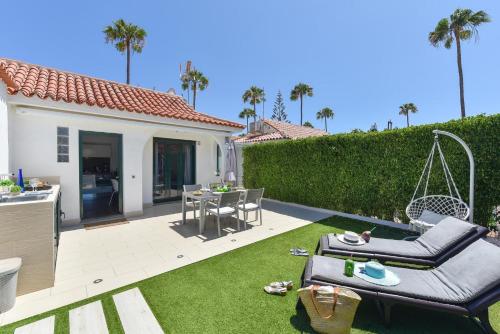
[415,216,476,256]
[207,207,236,215]
[238,203,259,210]
[432,239,500,303]
[309,255,447,302]
[327,234,432,258]
[326,216,477,258]
[416,210,449,225]
[310,240,500,304]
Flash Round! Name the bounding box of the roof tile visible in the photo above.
[234,119,327,143]
[0,57,244,129]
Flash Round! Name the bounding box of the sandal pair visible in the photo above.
[264,281,293,295]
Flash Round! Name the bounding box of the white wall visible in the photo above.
[9,106,228,222]
[0,82,9,174]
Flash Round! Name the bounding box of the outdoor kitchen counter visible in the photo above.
[0,185,60,295]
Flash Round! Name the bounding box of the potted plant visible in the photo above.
[9,185,22,196]
[0,179,14,193]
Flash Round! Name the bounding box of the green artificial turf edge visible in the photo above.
[1,216,498,333]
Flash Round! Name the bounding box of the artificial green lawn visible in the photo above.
[1,216,499,333]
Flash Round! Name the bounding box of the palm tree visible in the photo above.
[429,9,490,118]
[399,103,418,127]
[316,107,334,132]
[181,70,208,110]
[290,83,313,125]
[242,86,265,123]
[238,108,256,134]
[303,121,314,128]
[103,19,147,84]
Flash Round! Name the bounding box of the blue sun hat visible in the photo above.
[354,261,400,286]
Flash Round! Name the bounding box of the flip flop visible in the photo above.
[270,281,293,290]
[290,248,309,256]
[264,285,287,296]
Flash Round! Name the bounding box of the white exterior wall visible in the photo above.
[0,82,9,174]
[6,101,232,222]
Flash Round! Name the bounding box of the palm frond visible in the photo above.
[290,83,313,100]
[103,19,147,54]
[429,18,451,47]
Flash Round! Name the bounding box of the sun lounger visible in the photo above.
[316,217,488,266]
[301,239,500,333]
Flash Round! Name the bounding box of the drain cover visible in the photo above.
[177,254,184,258]
[231,239,236,242]
[93,279,103,284]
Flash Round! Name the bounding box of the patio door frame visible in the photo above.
[152,137,196,203]
[79,130,123,219]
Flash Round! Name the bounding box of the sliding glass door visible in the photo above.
[153,138,196,203]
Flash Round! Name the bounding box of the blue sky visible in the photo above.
[1,0,499,133]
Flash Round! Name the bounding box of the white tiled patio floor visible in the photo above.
[0,199,331,326]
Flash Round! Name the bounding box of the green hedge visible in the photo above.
[243,114,500,226]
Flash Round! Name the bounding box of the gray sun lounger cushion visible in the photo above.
[310,239,500,304]
[326,216,477,258]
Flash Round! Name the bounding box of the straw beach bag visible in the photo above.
[298,285,361,334]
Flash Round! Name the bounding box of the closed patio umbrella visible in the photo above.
[224,140,237,185]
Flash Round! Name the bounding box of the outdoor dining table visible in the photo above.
[181,189,246,234]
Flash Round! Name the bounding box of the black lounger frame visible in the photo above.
[299,256,500,334]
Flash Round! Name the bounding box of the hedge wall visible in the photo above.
[243,114,500,226]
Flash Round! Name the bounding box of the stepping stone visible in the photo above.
[14,315,55,334]
[113,288,164,334]
[69,300,109,334]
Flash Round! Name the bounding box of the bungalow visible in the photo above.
[233,119,327,184]
[0,58,244,223]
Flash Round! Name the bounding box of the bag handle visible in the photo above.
[310,285,340,319]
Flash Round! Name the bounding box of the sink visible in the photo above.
[0,194,49,203]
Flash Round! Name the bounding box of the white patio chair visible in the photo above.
[207,191,241,236]
[108,179,119,206]
[183,184,202,219]
[238,188,264,229]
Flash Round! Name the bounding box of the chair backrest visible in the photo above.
[111,179,119,192]
[218,191,242,207]
[183,184,202,192]
[433,239,500,303]
[416,216,477,255]
[244,188,264,204]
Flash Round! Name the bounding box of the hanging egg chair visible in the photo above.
[406,130,474,233]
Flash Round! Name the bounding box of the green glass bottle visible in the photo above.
[344,257,354,277]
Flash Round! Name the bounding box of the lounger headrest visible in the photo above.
[434,239,500,303]
[416,217,476,255]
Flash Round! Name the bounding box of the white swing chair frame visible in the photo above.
[406,130,475,229]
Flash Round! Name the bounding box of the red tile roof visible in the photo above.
[0,58,244,129]
[264,119,328,139]
[234,119,327,143]
[234,132,285,143]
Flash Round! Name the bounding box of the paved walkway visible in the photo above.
[1,199,330,326]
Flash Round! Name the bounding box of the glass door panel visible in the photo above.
[153,138,195,202]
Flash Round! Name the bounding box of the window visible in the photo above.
[216,144,221,176]
[57,127,69,163]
